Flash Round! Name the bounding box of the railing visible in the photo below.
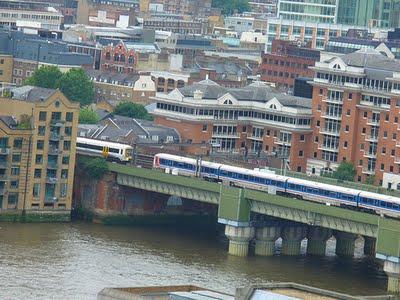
[365,135,378,142]
[49,132,62,141]
[48,147,60,155]
[394,157,400,164]
[247,135,264,141]
[359,101,390,110]
[44,196,57,204]
[50,119,65,127]
[47,161,58,169]
[0,147,10,155]
[367,119,380,126]
[323,97,343,104]
[321,112,341,120]
[46,177,58,184]
[363,152,377,159]
[318,144,339,152]
[274,139,291,146]
[362,168,375,175]
[320,128,340,136]
[211,132,240,138]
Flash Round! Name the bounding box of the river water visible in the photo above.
[0,222,386,299]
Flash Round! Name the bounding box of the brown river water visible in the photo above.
[0,222,386,299]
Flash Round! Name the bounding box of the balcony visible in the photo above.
[394,157,400,164]
[0,147,10,155]
[320,128,340,136]
[363,152,377,159]
[49,132,62,141]
[318,144,339,152]
[365,135,378,142]
[359,101,390,110]
[247,135,264,141]
[0,160,8,168]
[48,147,60,155]
[362,168,375,175]
[46,177,58,184]
[47,161,58,169]
[396,141,400,148]
[211,132,240,139]
[367,119,380,126]
[322,97,343,104]
[321,112,342,120]
[44,196,57,204]
[274,138,291,146]
[50,119,65,127]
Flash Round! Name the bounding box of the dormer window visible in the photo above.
[270,104,277,109]
[333,63,341,70]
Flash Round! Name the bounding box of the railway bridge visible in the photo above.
[108,163,400,294]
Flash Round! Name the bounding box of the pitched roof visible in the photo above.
[10,86,56,102]
[340,48,400,72]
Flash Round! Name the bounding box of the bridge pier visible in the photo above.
[384,261,400,294]
[363,236,376,256]
[307,227,332,256]
[255,226,280,256]
[281,226,307,256]
[225,225,254,257]
[335,232,357,257]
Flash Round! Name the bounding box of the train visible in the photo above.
[153,153,400,217]
[76,137,133,162]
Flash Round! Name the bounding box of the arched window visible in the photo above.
[333,63,341,70]
[114,54,119,62]
[120,54,125,62]
[128,55,134,64]
[270,104,277,109]
[223,99,233,105]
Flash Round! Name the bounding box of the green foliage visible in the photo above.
[79,108,99,124]
[331,161,356,182]
[2,89,12,98]
[365,175,376,185]
[17,114,32,129]
[58,68,94,106]
[212,0,249,14]
[113,102,153,120]
[78,156,109,180]
[25,66,94,107]
[24,65,63,88]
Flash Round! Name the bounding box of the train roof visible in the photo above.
[77,137,133,149]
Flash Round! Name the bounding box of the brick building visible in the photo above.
[307,48,400,187]
[261,40,320,91]
[152,79,313,172]
[101,41,161,74]
[143,17,204,35]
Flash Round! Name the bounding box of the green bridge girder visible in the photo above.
[108,163,400,260]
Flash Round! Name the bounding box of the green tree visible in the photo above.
[77,156,109,180]
[24,65,63,88]
[332,161,356,182]
[113,102,153,120]
[79,108,99,124]
[212,0,249,14]
[58,68,94,106]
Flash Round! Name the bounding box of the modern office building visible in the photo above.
[277,0,400,28]
[152,79,313,172]
[308,48,400,186]
[0,86,79,218]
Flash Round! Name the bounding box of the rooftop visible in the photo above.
[9,86,56,102]
[339,48,400,71]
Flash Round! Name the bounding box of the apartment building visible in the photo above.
[261,39,320,90]
[152,79,313,172]
[0,86,79,218]
[0,7,64,30]
[143,17,204,35]
[307,48,400,187]
[151,71,189,93]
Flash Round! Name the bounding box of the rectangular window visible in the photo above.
[10,180,19,189]
[38,126,46,136]
[63,141,71,151]
[8,193,18,205]
[64,127,72,136]
[13,138,23,149]
[60,183,67,198]
[37,140,44,150]
[35,154,43,164]
[62,156,69,165]
[61,169,68,179]
[33,183,40,197]
[11,167,20,176]
[39,111,47,121]
[34,169,41,178]
[51,112,61,121]
[66,112,73,122]
[12,154,21,163]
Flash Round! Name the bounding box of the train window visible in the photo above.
[270,180,276,186]
[243,175,249,180]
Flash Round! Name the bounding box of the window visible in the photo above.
[390,165,394,172]
[362,127,366,134]
[360,143,364,150]
[344,141,348,148]
[345,125,349,132]
[297,166,302,172]
[11,167,19,176]
[346,109,351,116]
[38,126,45,136]
[10,180,18,189]
[314,136,319,143]
[65,127,72,136]
[39,111,47,121]
[33,183,40,197]
[37,140,44,150]
[363,112,367,118]
[393,133,397,140]
[392,149,396,156]
[384,131,388,138]
[66,112,73,122]
[319,89,323,95]
[300,135,305,141]
[35,154,43,164]
[381,163,385,171]
[359,160,363,166]
[385,114,389,122]
[61,169,68,179]
[12,154,21,163]
[313,152,317,158]
[51,112,61,121]
[13,138,23,149]
[316,120,320,127]
[266,129,270,136]
[34,169,41,178]
[317,105,321,111]
[298,150,303,157]
[63,141,71,151]
[8,193,18,205]
[202,124,207,132]
[382,147,386,154]
[62,156,69,165]
[60,183,68,197]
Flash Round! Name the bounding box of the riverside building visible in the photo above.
[308,48,400,187]
[152,79,313,172]
[0,86,79,220]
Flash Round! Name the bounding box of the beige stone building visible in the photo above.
[0,86,79,220]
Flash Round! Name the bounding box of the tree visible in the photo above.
[212,0,249,15]
[79,108,99,124]
[331,161,356,182]
[77,156,109,180]
[24,65,63,88]
[58,68,94,106]
[113,102,153,121]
